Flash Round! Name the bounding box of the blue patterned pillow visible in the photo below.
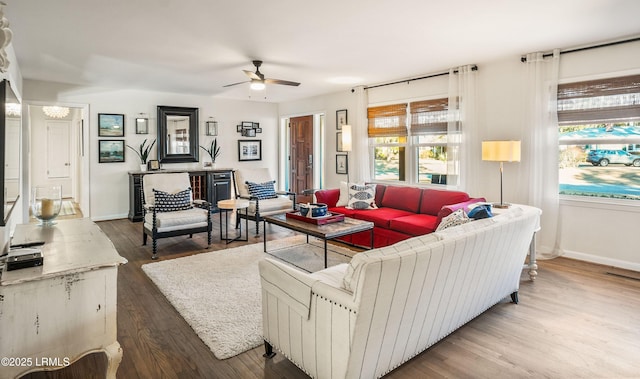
[246,180,278,200]
[347,183,377,210]
[153,188,193,212]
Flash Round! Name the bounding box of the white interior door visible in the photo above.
[47,121,71,179]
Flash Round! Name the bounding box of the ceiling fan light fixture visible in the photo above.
[250,79,266,91]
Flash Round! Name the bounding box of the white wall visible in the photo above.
[23,80,279,221]
[279,41,640,271]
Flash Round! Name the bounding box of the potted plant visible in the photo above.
[127,139,156,171]
[200,138,221,168]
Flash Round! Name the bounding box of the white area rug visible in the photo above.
[141,235,355,360]
[60,200,76,216]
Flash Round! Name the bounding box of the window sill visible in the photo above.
[560,195,640,213]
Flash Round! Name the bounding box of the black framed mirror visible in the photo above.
[157,105,199,163]
[1,79,21,226]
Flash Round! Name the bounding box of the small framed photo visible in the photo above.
[242,121,254,129]
[98,113,125,137]
[336,109,347,130]
[255,128,262,133]
[336,154,348,174]
[337,132,344,152]
[135,117,149,134]
[237,124,242,132]
[206,121,218,136]
[238,139,262,161]
[253,122,260,128]
[99,140,125,163]
[147,159,160,170]
[242,128,256,137]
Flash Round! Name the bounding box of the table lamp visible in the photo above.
[481,140,521,208]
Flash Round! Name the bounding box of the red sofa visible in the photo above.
[314,184,485,248]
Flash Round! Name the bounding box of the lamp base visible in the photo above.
[492,202,512,209]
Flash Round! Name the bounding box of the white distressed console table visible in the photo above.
[0,218,127,378]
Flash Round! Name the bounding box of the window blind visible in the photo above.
[409,98,448,135]
[367,103,408,137]
[557,74,640,125]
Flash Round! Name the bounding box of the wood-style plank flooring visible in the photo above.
[22,217,640,378]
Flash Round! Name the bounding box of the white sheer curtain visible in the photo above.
[521,50,561,258]
[447,65,480,195]
[351,85,370,183]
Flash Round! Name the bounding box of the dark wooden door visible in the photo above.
[289,115,313,198]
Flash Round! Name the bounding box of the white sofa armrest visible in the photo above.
[259,258,318,318]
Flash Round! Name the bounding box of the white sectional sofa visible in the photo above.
[259,205,541,379]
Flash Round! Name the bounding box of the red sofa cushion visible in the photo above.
[351,207,414,228]
[314,188,340,208]
[389,214,439,236]
[420,189,470,216]
[380,186,422,213]
[328,206,357,218]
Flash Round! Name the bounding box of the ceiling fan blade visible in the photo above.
[244,70,262,80]
[264,78,301,87]
[222,80,249,88]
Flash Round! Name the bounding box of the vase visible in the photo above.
[31,186,62,226]
[140,164,147,172]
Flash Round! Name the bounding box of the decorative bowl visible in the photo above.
[299,203,328,218]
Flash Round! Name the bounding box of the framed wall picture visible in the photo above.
[336,132,344,152]
[206,121,218,136]
[99,140,125,163]
[242,121,254,129]
[336,154,348,174]
[336,109,347,130]
[238,139,262,161]
[98,113,125,137]
[242,128,256,137]
[147,159,160,170]
[135,117,149,134]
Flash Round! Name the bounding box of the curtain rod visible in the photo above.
[520,36,640,62]
[363,65,478,90]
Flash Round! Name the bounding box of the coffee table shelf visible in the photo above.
[263,213,374,268]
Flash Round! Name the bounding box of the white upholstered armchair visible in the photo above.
[233,168,296,234]
[142,172,212,259]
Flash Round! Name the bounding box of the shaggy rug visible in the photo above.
[141,235,355,360]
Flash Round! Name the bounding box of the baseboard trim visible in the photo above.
[91,213,128,222]
[561,249,640,272]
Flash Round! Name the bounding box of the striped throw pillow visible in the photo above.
[246,180,278,200]
[153,188,193,212]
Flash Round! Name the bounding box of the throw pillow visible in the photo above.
[153,188,193,212]
[468,204,493,219]
[246,180,278,200]
[435,208,469,231]
[336,181,349,207]
[347,183,377,210]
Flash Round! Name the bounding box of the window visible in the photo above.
[558,74,640,200]
[368,99,451,184]
[410,99,449,185]
[368,104,407,181]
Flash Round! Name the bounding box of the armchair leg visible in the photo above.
[152,238,158,260]
[143,232,147,246]
[510,291,519,304]
[263,341,276,359]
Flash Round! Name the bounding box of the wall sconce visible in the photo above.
[481,140,521,208]
[206,118,218,136]
[135,113,149,134]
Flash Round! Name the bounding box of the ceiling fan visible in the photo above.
[223,60,300,90]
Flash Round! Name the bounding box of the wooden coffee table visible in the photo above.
[263,213,374,268]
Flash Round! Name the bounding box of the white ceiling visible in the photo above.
[5,0,640,103]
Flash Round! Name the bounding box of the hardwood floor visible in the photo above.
[21,217,640,378]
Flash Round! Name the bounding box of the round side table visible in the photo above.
[217,199,250,244]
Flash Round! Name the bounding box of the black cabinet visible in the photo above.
[128,169,233,222]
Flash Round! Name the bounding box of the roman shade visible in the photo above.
[367,103,408,137]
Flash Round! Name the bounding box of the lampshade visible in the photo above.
[481,140,521,162]
[341,124,352,152]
